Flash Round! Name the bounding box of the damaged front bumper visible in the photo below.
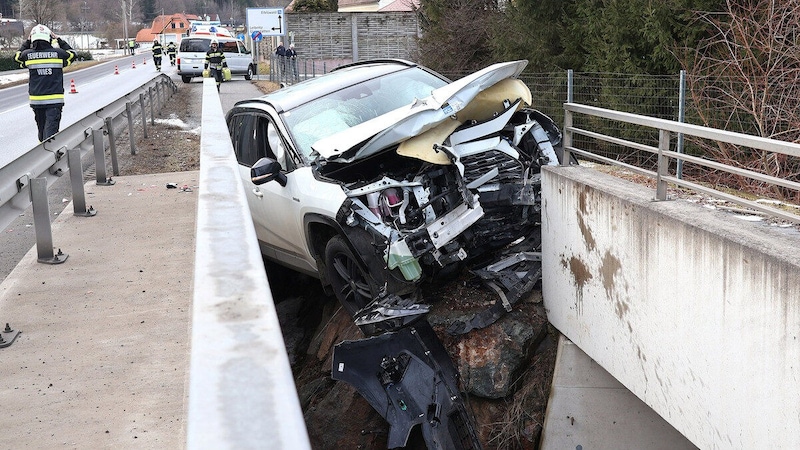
[332,321,482,450]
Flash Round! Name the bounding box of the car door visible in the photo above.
[229,109,319,274]
[220,39,247,75]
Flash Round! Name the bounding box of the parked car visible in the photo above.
[177,36,255,83]
[226,59,564,331]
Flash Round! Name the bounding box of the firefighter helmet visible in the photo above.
[30,24,52,43]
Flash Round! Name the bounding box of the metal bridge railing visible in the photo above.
[0,74,177,264]
[562,102,800,224]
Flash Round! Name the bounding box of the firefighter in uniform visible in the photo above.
[15,24,76,142]
[152,39,164,71]
[204,39,227,92]
[166,42,177,66]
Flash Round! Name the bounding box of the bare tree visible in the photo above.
[683,0,800,198]
[19,0,62,29]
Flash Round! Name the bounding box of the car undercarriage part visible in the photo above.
[447,237,543,336]
[332,320,482,450]
[354,292,430,336]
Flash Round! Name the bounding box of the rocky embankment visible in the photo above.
[270,262,557,449]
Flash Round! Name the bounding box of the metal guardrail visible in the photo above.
[563,102,800,224]
[0,74,177,263]
[187,78,311,449]
[267,55,341,85]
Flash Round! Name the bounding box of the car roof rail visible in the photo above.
[330,58,417,73]
[232,98,283,114]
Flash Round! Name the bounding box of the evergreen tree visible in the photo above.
[491,0,581,72]
[417,0,499,74]
[292,0,338,12]
[565,0,722,74]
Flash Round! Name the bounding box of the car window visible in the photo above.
[179,38,209,52]
[282,68,448,159]
[230,113,258,166]
[230,112,290,169]
[220,40,239,53]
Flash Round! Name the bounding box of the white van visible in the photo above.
[177,36,256,83]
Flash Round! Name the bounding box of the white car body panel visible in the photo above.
[238,164,347,275]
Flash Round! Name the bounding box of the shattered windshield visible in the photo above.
[282,68,449,159]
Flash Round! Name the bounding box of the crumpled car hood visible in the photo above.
[311,60,529,163]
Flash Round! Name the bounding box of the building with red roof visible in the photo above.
[135,13,201,44]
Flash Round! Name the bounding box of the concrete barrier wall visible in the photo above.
[186,79,310,449]
[541,165,800,449]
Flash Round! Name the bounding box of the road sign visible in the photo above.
[251,31,262,42]
[237,33,245,41]
[246,8,284,37]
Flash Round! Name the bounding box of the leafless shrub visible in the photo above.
[683,0,800,201]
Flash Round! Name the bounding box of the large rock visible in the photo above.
[427,283,549,399]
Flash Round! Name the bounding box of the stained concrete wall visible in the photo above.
[541,165,800,449]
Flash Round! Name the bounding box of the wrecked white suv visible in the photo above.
[227,59,564,334]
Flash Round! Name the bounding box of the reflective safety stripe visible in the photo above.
[25,62,64,69]
[24,58,65,66]
[30,94,66,105]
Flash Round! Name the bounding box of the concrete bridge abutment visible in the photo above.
[541,165,800,448]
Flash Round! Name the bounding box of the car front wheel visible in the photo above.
[245,65,254,80]
[324,235,378,316]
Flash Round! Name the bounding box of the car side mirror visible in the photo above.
[251,157,287,187]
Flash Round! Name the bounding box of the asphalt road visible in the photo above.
[0,67,263,283]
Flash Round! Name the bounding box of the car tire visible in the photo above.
[245,65,254,80]
[324,235,379,316]
[181,75,192,84]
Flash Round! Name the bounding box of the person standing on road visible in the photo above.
[128,38,135,55]
[204,39,227,92]
[152,39,163,71]
[275,41,286,76]
[286,44,298,81]
[166,42,177,66]
[14,24,76,142]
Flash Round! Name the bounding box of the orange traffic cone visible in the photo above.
[114,65,119,75]
[68,79,78,94]
[132,60,136,69]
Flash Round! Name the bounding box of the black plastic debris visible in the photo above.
[332,321,482,450]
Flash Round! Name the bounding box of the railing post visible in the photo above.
[126,101,137,155]
[677,69,686,180]
[105,116,119,176]
[562,69,574,166]
[67,148,97,217]
[148,86,155,125]
[139,92,148,139]
[93,129,115,186]
[656,129,670,200]
[156,82,162,112]
[31,178,68,264]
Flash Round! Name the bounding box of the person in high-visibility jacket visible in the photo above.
[14,24,76,142]
[204,39,228,92]
[152,39,163,71]
[166,42,177,66]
